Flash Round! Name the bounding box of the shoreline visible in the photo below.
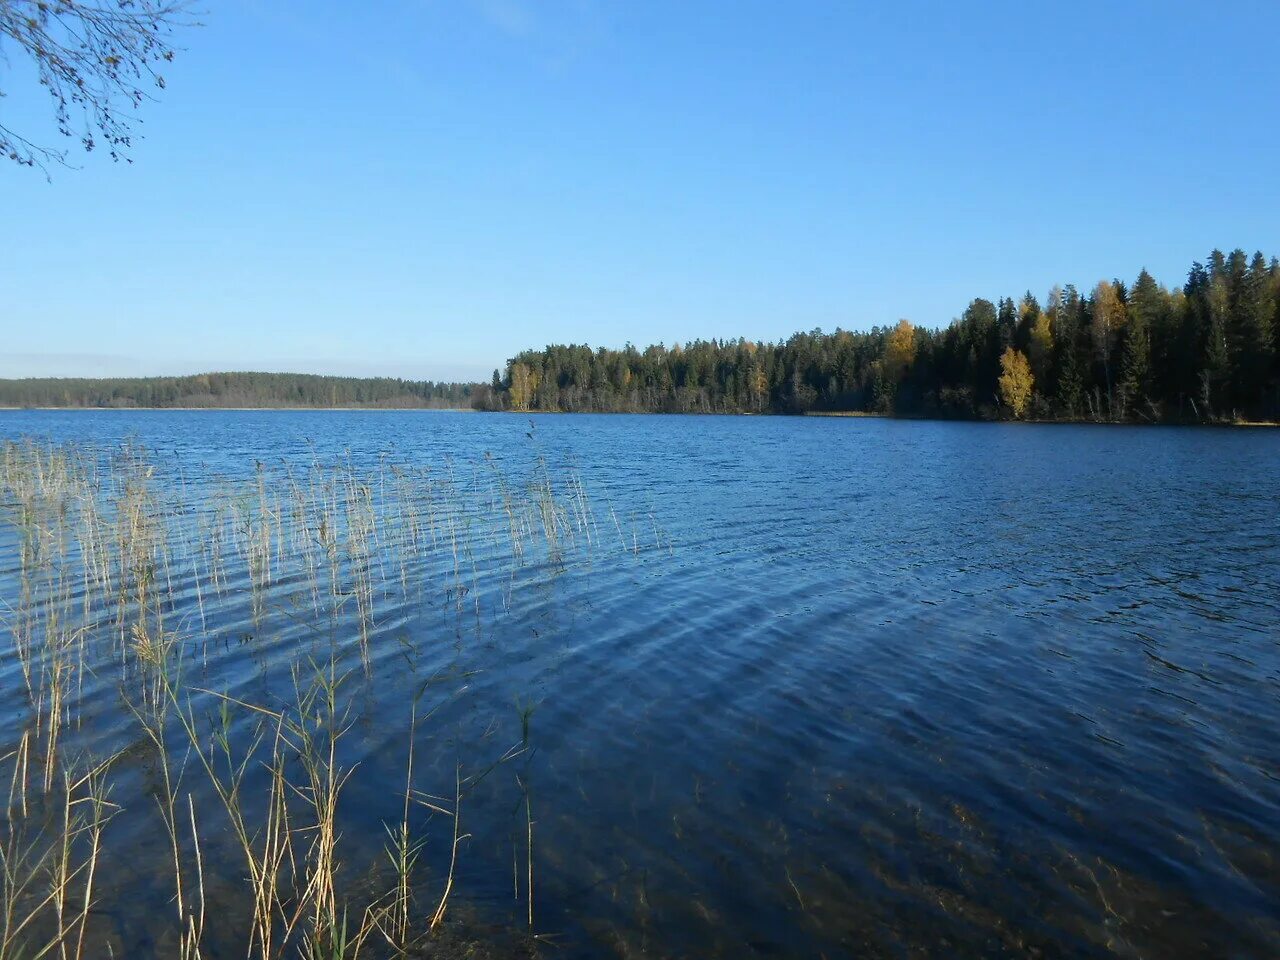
[803,410,1280,427]
[510,409,1280,428]
[2,406,1276,427]
[0,406,478,412]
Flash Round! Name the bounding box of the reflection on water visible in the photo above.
[1,410,1279,959]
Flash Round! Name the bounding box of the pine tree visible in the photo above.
[1056,347,1083,417]
[1118,308,1151,418]
[1115,272,1159,416]
[1016,292,1040,354]
[1201,273,1231,417]
[1225,252,1275,413]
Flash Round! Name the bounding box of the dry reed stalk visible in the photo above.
[1,437,613,959]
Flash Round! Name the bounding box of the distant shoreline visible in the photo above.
[2,406,1276,427]
[803,410,1280,427]
[0,406,478,412]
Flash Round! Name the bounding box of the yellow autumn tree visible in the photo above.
[884,319,916,379]
[1091,280,1126,404]
[509,362,539,412]
[998,347,1034,419]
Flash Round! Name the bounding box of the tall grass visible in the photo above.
[0,437,638,958]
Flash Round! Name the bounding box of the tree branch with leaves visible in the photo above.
[0,0,196,171]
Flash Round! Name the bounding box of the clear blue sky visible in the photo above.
[3,0,1278,382]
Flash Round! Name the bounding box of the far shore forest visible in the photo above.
[494,249,1279,423]
[0,373,482,411]
[4,249,1278,423]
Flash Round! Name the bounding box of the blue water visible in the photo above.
[2,410,1279,958]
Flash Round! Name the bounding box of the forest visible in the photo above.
[488,249,1280,422]
[0,371,487,409]
[5,249,1276,422]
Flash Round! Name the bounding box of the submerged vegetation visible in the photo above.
[491,248,1280,422]
[0,438,662,958]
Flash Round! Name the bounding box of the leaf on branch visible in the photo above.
[0,0,198,172]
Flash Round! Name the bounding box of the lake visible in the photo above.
[1,410,1278,959]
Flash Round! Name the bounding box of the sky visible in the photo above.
[2,0,1278,382]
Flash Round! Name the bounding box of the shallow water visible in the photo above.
[2,410,1279,958]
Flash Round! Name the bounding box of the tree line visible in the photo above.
[5,249,1276,421]
[487,249,1280,422]
[0,372,487,409]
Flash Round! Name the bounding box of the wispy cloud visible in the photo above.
[472,0,535,36]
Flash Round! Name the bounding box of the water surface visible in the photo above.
[2,410,1278,958]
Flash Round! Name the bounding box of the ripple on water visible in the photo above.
[1,411,1279,958]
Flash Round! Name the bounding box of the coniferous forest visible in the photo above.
[0,372,486,410]
[488,249,1280,422]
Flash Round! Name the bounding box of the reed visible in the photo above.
[0,752,118,960]
[0,436,622,958]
